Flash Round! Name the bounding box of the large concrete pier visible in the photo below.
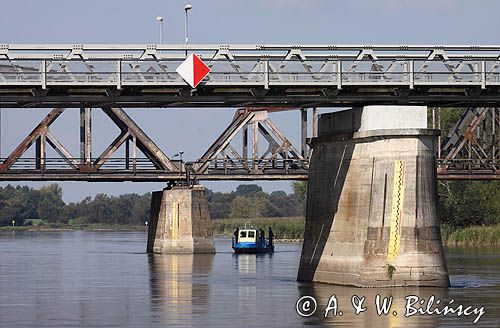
[147,185,216,254]
[298,106,449,287]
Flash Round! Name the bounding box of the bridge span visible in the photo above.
[0,44,498,180]
[1,43,499,288]
[0,106,497,181]
[2,44,500,108]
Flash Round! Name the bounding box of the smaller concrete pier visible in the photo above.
[297,106,449,287]
[147,185,216,254]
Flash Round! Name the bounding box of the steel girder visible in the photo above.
[0,106,309,181]
[0,107,178,177]
[437,107,500,179]
[0,105,498,181]
[193,108,309,179]
[2,44,500,107]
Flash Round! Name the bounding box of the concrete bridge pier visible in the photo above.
[298,106,449,287]
[147,185,216,254]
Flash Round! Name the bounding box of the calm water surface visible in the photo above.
[0,232,498,327]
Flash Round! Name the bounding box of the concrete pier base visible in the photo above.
[297,106,449,287]
[147,185,216,254]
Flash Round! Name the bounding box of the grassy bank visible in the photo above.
[441,224,500,247]
[213,218,500,246]
[3,218,498,247]
[0,223,146,232]
[212,217,304,240]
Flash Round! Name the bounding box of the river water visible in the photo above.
[0,231,498,327]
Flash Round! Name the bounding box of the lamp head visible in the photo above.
[184,4,192,11]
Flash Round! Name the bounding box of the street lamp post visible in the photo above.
[156,16,164,44]
[184,4,192,56]
[173,151,185,185]
[179,151,184,183]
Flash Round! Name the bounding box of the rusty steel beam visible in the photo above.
[94,132,130,170]
[197,110,255,173]
[0,173,310,181]
[301,109,307,157]
[196,108,309,176]
[45,130,78,170]
[80,107,92,169]
[437,174,500,180]
[438,107,499,176]
[0,106,498,181]
[103,107,177,172]
[35,130,46,171]
[0,108,64,173]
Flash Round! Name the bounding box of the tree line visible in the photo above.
[0,184,151,226]
[0,179,496,229]
[0,107,497,229]
[0,183,305,226]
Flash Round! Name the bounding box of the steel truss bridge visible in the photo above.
[0,44,498,181]
[0,106,497,182]
[2,44,500,108]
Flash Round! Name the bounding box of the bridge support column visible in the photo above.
[147,185,215,254]
[298,105,449,287]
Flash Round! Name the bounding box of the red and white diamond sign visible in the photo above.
[176,53,211,88]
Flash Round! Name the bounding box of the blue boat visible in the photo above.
[232,224,274,254]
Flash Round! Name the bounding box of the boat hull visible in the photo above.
[232,242,274,254]
[233,246,274,254]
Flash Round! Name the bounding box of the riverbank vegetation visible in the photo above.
[212,217,304,240]
[0,180,497,246]
[0,183,304,228]
[441,224,499,247]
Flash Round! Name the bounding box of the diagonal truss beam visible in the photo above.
[102,107,177,172]
[0,108,65,172]
[196,109,255,173]
[439,107,499,175]
[0,106,177,174]
[45,129,79,169]
[195,108,309,175]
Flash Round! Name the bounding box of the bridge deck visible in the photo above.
[2,44,500,107]
[0,158,497,181]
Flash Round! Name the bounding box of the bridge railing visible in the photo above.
[1,157,310,176]
[437,159,499,175]
[2,58,500,88]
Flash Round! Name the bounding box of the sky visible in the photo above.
[1,0,499,202]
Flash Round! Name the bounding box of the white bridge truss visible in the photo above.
[2,44,500,107]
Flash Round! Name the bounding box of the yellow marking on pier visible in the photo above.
[172,202,179,239]
[387,160,406,262]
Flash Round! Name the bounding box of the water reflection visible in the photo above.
[0,234,497,327]
[148,253,214,326]
[298,283,446,327]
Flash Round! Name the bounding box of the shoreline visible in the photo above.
[0,228,303,242]
[0,226,147,232]
[2,223,498,247]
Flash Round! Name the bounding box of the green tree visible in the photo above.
[235,184,262,197]
[37,184,65,223]
[291,181,307,216]
[268,191,299,217]
[438,181,500,227]
[229,193,274,219]
[207,190,236,219]
[229,196,253,218]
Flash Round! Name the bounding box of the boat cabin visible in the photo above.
[232,225,274,254]
[238,229,258,243]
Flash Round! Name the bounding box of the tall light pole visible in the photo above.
[156,16,164,44]
[173,151,184,184]
[184,4,192,56]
